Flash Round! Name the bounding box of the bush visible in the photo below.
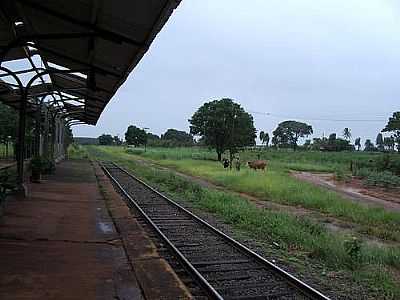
[30,156,55,174]
[334,167,351,182]
[365,171,400,188]
[125,148,144,155]
[42,158,55,174]
[353,155,400,176]
[352,167,372,178]
[344,237,362,269]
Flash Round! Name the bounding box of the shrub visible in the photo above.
[334,167,351,182]
[353,155,400,176]
[352,167,372,178]
[125,148,144,155]
[344,237,362,269]
[365,171,400,188]
[30,156,55,174]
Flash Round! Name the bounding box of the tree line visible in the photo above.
[98,127,194,147]
[98,99,400,159]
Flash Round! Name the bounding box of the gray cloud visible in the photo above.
[75,0,400,144]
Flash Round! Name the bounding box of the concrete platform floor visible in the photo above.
[0,160,190,300]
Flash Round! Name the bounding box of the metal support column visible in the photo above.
[17,88,27,186]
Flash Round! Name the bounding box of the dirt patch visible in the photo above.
[291,171,400,212]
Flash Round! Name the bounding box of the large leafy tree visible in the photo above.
[272,120,313,151]
[189,98,256,161]
[382,112,400,152]
[383,136,395,151]
[98,134,114,145]
[125,125,147,147]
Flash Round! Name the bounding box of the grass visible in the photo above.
[126,146,379,172]
[84,145,400,299]
[100,146,400,242]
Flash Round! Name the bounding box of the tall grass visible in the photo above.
[148,158,400,241]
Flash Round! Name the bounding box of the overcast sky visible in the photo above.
[74,0,400,144]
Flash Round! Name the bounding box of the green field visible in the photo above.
[78,145,400,298]
[92,146,400,242]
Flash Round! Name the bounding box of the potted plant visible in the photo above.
[30,156,43,183]
[42,158,55,175]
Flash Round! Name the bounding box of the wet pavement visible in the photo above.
[0,160,190,300]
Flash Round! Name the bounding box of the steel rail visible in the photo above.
[101,162,224,300]
[103,161,331,300]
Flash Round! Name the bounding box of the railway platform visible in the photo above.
[0,160,190,300]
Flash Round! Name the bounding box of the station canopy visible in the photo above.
[0,0,181,124]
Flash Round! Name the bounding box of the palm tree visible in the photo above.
[364,139,374,151]
[259,131,265,146]
[354,137,361,151]
[263,132,270,147]
[343,128,351,141]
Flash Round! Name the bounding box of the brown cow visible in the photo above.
[247,160,267,171]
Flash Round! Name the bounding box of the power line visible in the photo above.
[249,110,387,122]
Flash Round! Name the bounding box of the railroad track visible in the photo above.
[102,161,331,300]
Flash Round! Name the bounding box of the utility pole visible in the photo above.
[142,127,149,152]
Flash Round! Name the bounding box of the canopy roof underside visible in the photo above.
[0,0,180,124]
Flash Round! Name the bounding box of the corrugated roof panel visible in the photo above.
[0,0,182,124]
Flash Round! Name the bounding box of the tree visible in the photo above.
[311,134,352,151]
[259,131,269,147]
[272,121,313,151]
[382,112,400,152]
[147,133,160,140]
[146,132,160,146]
[113,136,122,145]
[264,132,270,147]
[328,133,337,142]
[383,136,395,152]
[125,125,147,147]
[271,135,278,148]
[189,98,256,161]
[161,129,193,146]
[364,139,375,152]
[304,139,311,149]
[354,137,361,151]
[376,133,384,151]
[343,128,351,141]
[98,134,114,145]
[259,131,265,145]
[0,103,17,157]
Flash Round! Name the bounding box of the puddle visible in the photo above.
[98,221,114,234]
